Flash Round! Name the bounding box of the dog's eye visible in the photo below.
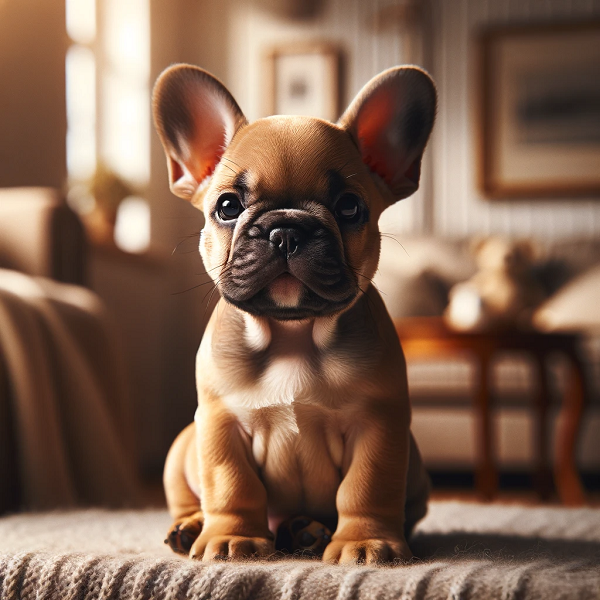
[217,194,243,221]
[335,193,361,222]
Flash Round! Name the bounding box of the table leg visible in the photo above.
[554,351,586,506]
[533,352,552,500]
[474,353,497,500]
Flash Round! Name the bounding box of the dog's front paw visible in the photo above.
[165,512,204,555]
[323,538,412,565]
[190,534,274,561]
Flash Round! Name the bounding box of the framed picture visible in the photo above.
[479,22,600,198]
[266,43,340,122]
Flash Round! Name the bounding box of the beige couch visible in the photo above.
[375,235,600,482]
[0,188,139,512]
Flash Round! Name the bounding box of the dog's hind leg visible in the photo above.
[404,432,431,541]
[163,423,204,554]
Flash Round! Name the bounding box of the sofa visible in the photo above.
[0,187,139,512]
[374,235,600,485]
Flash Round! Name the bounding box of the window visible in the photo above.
[66,0,151,253]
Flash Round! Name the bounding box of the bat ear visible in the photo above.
[152,64,247,206]
[338,67,436,202]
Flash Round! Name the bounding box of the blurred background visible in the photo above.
[0,0,598,511]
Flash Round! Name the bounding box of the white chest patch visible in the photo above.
[223,355,313,412]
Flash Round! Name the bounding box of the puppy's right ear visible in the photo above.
[338,67,436,203]
[152,64,247,206]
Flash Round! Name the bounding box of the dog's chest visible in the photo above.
[217,320,354,410]
[214,320,358,516]
[239,401,345,517]
[223,354,317,409]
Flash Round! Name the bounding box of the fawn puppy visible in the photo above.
[153,64,436,565]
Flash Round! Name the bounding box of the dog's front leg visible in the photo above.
[324,407,412,565]
[189,394,273,561]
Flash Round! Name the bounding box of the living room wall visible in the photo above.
[0,0,67,189]
[220,0,434,236]
[215,0,600,240]
[431,0,600,240]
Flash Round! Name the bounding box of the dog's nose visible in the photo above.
[269,227,304,258]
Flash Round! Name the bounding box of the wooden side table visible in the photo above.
[395,317,588,505]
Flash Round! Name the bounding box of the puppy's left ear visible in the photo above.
[152,64,247,206]
[338,67,436,201]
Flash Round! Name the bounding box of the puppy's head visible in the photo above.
[153,65,436,321]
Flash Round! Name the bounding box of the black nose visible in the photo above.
[269,227,304,258]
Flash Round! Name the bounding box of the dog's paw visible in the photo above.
[323,538,412,565]
[164,512,204,555]
[276,516,332,555]
[190,534,274,561]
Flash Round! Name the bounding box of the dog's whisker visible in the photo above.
[171,233,201,255]
[350,267,385,298]
[204,261,229,274]
[202,280,222,321]
[221,162,238,175]
[171,280,216,295]
[171,261,231,294]
[380,233,409,257]
[222,156,242,169]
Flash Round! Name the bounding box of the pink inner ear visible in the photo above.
[183,96,233,185]
[356,90,399,186]
[170,159,184,183]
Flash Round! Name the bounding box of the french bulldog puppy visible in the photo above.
[153,64,436,565]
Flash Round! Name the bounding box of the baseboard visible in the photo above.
[427,469,600,492]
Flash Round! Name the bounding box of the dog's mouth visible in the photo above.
[221,267,357,320]
[268,274,304,307]
[218,235,358,320]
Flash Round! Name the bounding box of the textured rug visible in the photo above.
[0,501,599,599]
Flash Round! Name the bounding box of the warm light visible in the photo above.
[66,0,96,44]
[104,0,150,80]
[101,0,150,186]
[65,0,151,250]
[114,196,151,254]
[446,285,483,331]
[66,45,96,180]
[102,74,150,185]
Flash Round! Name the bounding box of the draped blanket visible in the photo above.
[0,269,138,510]
[0,502,599,599]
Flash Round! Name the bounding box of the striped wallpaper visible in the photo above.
[431,0,600,239]
[223,0,600,239]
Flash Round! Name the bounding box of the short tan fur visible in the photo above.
[154,64,436,565]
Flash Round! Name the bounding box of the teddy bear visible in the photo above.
[444,236,546,332]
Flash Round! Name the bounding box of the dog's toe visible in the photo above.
[165,512,204,555]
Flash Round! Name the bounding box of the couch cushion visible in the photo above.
[0,187,86,284]
[375,236,476,319]
[534,264,600,333]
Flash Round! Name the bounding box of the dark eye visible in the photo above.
[335,193,361,222]
[217,194,243,221]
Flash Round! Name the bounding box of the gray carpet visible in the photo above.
[1,501,599,599]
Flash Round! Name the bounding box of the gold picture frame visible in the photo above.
[479,22,600,198]
[265,43,340,122]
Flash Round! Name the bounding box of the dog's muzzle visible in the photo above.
[218,212,358,320]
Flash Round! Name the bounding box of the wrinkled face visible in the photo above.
[199,117,383,321]
[153,65,437,318]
